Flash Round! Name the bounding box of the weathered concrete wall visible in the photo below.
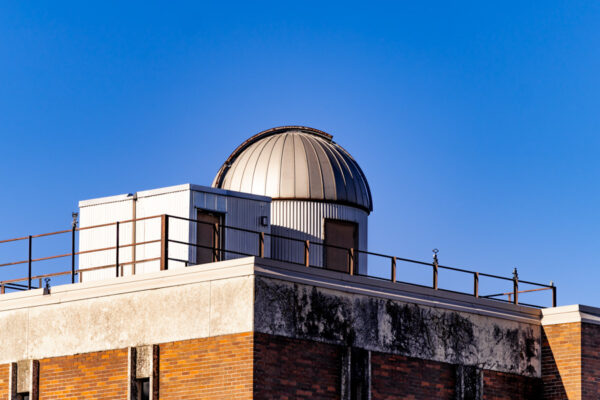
[254,276,541,377]
[0,259,255,364]
[0,255,544,384]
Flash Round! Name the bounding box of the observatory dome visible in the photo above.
[212,126,373,213]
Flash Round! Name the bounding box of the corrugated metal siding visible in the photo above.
[79,197,135,282]
[191,191,271,263]
[79,186,271,282]
[134,189,191,273]
[270,200,368,274]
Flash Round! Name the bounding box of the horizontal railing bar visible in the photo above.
[116,239,161,250]
[74,239,161,257]
[437,287,473,296]
[516,302,544,308]
[2,284,28,291]
[31,229,72,239]
[0,271,70,284]
[31,253,71,263]
[354,249,394,259]
[0,259,29,268]
[76,215,162,232]
[437,264,477,274]
[0,215,163,243]
[167,257,189,264]
[0,236,29,244]
[30,270,72,280]
[0,239,162,267]
[518,279,554,288]
[265,232,308,244]
[483,287,552,298]
[168,215,263,236]
[477,272,515,281]
[4,282,29,288]
[77,257,162,274]
[394,257,433,267]
[168,239,255,258]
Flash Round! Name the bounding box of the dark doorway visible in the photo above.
[196,210,223,264]
[324,219,358,273]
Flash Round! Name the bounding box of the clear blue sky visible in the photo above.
[1,1,598,306]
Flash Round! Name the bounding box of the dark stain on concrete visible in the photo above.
[254,276,540,377]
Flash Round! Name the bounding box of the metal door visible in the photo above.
[196,210,222,264]
[324,219,358,273]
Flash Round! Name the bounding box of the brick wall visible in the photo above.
[0,364,8,399]
[542,322,581,399]
[483,370,541,400]
[581,323,600,398]
[39,349,128,400]
[371,352,456,399]
[253,333,342,399]
[159,332,253,400]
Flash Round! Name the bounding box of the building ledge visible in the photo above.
[0,256,541,325]
[541,304,600,326]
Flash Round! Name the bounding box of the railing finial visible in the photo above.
[72,212,78,228]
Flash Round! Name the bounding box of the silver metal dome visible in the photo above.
[212,126,373,212]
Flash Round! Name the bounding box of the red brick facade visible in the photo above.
[542,321,600,400]
[39,349,128,400]
[581,323,600,398]
[483,370,542,400]
[0,364,8,399]
[159,332,254,400]
[254,332,342,399]
[542,322,582,399]
[5,330,599,399]
[371,352,456,399]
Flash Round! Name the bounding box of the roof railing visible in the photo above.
[0,214,557,308]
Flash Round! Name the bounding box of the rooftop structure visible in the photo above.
[0,126,596,400]
[213,126,373,212]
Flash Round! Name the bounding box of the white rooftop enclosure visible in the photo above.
[78,184,271,282]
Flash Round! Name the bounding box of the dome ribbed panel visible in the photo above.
[213,126,373,212]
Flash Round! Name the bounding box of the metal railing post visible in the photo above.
[474,272,479,298]
[513,268,519,305]
[348,248,354,275]
[432,249,439,290]
[214,222,219,262]
[160,215,169,270]
[71,224,76,284]
[115,221,120,277]
[391,256,397,283]
[259,232,265,258]
[28,235,32,290]
[551,281,557,307]
[304,240,310,267]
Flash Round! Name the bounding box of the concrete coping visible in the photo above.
[541,304,600,326]
[0,257,548,326]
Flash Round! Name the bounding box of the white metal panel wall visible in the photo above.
[79,185,272,283]
[270,201,369,274]
[79,197,135,282]
[79,188,192,282]
[134,189,192,273]
[191,190,271,264]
